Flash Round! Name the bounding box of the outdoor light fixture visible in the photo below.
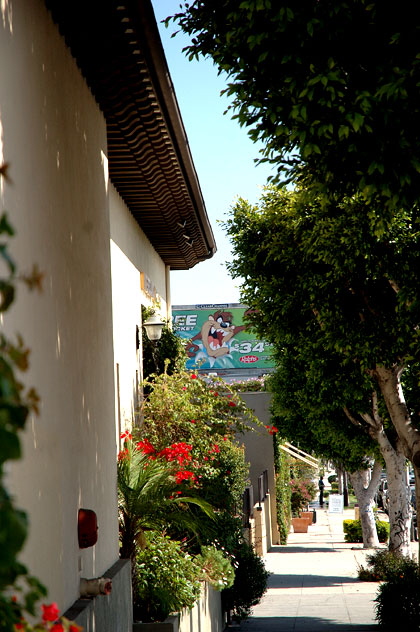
[143,313,164,342]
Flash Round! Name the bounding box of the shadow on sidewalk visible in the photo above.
[240,615,378,631]
[268,546,345,554]
[268,573,361,588]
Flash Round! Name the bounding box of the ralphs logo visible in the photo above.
[239,355,259,363]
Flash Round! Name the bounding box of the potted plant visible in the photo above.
[290,478,317,532]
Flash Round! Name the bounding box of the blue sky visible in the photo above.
[151,1,274,306]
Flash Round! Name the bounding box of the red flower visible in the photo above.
[211,444,220,453]
[190,374,198,379]
[51,624,65,632]
[190,419,196,423]
[228,401,236,407]
[137,439,155,455]
[118,448,129,461]
[42,603,60,622]
[159,443,192,465]
[69,626,83,632]
[120,430,132,441]
[265,425,278,435]
[175,470,197,484]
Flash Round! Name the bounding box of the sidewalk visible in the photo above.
[240,504,380,631]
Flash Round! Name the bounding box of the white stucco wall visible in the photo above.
[109,184,168,442]
[1,0,119,611]
[239,392,280,547]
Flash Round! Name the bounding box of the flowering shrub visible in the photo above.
[140,371,259,450]
[290,478,317,515]
[119,369,268,622]
[117,435,214,565]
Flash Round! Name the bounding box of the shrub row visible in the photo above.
[343,519,389,543]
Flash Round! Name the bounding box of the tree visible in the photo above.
[225,187,420,551]
[170,1,420,212]
[270,343,411,553]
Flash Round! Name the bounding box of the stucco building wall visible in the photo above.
[1,0,120,613]
[239,392,280,548]
[109,183,168,439]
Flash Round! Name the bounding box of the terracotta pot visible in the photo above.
[291,517,311,533]
[300,511,314,525]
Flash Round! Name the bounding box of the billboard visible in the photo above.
[172,304,274,375]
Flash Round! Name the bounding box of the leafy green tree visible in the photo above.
[170,2,420,212]
[225,187,420,550]
[270,344,411,552]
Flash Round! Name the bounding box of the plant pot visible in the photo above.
[291,517,311,533]
[133,615,179,632]
[300,511,314,525]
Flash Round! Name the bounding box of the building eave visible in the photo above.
[46,0,216,270]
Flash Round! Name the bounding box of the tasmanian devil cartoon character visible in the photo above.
[186,310,249,364]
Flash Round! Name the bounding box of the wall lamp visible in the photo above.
[143,313,164,342]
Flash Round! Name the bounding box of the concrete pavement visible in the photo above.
[240,504,381,631]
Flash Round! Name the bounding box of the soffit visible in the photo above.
[45,0,216,270]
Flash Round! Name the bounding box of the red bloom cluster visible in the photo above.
[117,448,129,461]
[42,603,60,622]
[120,430,133,442]
[175,470,197,484]
[137,438,155,455]
[265,424,278,435]
[158,442,193,465]
[228,401,236,407]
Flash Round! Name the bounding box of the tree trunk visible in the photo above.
[349,462,382,548]
[337,468,343,494]
[346,392,412,555]
[373,365,420,557]
[378,437,412,556]
[343,471,349,507]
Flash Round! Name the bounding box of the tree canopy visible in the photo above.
[224,187,420,461]
[225,188,420,368]
[170,1,420,211]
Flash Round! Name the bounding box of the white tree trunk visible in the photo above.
[346,393,412,555]
[373,365,419,557]
[377,436,411,556]
[349,462,382,548]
